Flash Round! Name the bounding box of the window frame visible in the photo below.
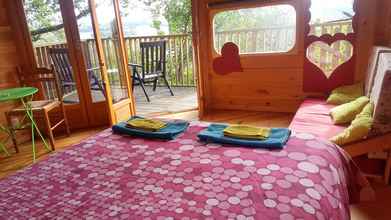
[211,2,299,56]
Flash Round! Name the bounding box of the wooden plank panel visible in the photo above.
[211,96,302,113]
[209,68,303,110]
[0,0,25,148]
[0,4,7,26]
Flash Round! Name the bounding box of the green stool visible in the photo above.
[0,87,51,161]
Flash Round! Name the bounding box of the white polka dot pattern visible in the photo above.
[0,127,363,220]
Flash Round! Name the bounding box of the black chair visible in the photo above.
[49,48,105,100]
[129,41,174,102]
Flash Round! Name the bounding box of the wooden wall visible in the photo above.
[374,0,391,46]
[194,0,306,115]
[193,0,389,117]
[0,0,21,142]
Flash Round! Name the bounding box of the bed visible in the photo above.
[0,121,371,219]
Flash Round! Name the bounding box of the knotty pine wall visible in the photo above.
[193,0,391,117]
[0,0,20,131]
[0,0,30,147]
[374,0,391,47]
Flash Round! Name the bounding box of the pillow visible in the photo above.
[327,83,364,105]
[330,103,374,145]
[330,96,370,124]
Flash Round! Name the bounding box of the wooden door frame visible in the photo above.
[112,0,136,116]
[9,0,136,128]
[60,0,110,127]
[88,0,135,126]
[6,0,91,129]
[88,0,115,124]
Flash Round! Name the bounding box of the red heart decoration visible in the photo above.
[307,40,354,78]
[213,42,243,75]
[303,34,356,93]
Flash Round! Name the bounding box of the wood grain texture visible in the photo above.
[0,0,24,145]
[375,0,391,46]
[196,0,306,115]
[192,0,386,115]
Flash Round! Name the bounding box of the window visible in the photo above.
[309,0,355,36]
[306,0,355,75]
[213,4,297,54]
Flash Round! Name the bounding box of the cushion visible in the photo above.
[326,82,364,105]
[365,46,391,96]
[289,99,346,139]
[330,96,370,125]
[370,53,391,135]
[330,103,374,146]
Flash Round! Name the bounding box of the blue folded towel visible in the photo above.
[198,124,291,149]
[112,117,189,140]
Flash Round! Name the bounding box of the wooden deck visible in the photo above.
[63,86,198,116]
[134,86,198,116]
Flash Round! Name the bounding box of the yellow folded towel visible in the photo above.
[126,118,166,131]
[223,125,271,140]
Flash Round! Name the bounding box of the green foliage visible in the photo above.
[143,0,192,34]
[24,0,64,42]
[214,5,296,32]
[24,0,190,44]
[24,0,130,43]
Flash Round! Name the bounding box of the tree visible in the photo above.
[24,0,131,43]
[24,0,190,43]
[143,0,192,34]
[214,6,296,32]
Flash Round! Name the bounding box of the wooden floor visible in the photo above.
[0,110,390,220]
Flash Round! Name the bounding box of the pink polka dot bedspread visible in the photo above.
[0,121,370,219]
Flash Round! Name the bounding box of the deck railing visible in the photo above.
[33,20,353,94]
[34,34,195,89]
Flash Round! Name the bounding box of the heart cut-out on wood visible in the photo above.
[306,40,354,78]
[213,42,243,75]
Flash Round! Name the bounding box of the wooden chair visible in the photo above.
[128,41,174,102]
[5,66,71,152]
[48,48,105,100]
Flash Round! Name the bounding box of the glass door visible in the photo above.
[23,0,90,129]
[22,0,134,127]
[70,0,110,126]
[83,0,135,125]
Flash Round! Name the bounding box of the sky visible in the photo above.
[76,0,353,39]
[78,1,168,39]
[310,0,355,23]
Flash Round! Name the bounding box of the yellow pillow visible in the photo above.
[330,103,374,145]
[330,96,370,124]
[327,83,364,105]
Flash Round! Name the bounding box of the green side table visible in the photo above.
[0,87,51,161]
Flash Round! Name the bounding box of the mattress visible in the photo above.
[289,99,346,139]
[370,53,391,136]
[0,121,370,219]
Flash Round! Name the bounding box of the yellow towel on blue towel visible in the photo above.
[126,118,166,132]
[223,125,270,140]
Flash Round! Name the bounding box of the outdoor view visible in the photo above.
[25,0,196,115]
[213,4,297,54]
[308,0,355,76]
[24,0,354,114]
